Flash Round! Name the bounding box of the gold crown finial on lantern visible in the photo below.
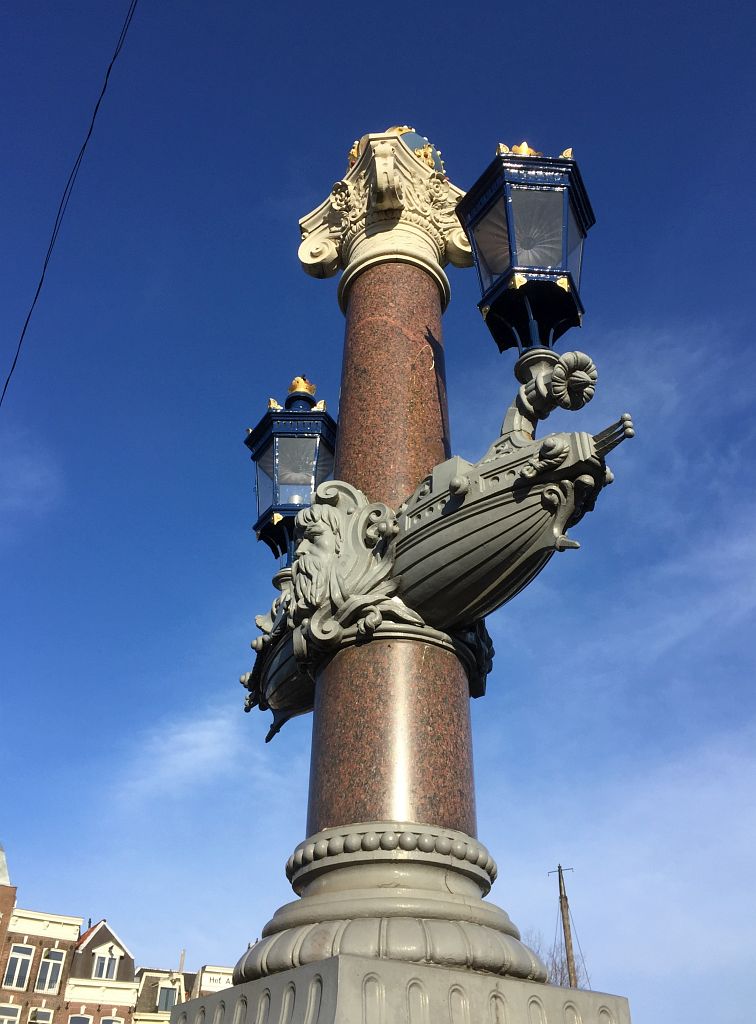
[289,375,316,396]
[497,142,574,159]
[497,141,543,157]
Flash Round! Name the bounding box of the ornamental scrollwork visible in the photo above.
[298,131,472,280]
[289,481,424,649]
[550,351,597,409]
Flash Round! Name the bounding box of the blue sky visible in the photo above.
[2,1,755,1020]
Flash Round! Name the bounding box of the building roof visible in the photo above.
[76,920,100,946]
[74,918,135,958]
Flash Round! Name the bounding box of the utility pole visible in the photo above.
[550,864,578,988]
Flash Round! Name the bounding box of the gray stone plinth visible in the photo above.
[174,955,631,1024]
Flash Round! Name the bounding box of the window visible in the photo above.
[472,198,511,291]
[35,950,65,994]
[93,954,117,980]
[157,987,177,1012]
[101,1017,123,1024]
[0,1008,20,1024]
[510,186,564,269]
[68,1016,91,1024]
[3,945,34,990]
[29,1010,53,1024]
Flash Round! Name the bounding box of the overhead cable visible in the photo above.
[0,0,139,410]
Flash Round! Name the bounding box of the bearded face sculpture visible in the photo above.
[291,504,344,617]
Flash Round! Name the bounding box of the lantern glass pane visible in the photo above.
[314,439,335,487]
[511,187,564,269]
[567,201,584,285]
[471,198,510,291]
[256,441,274,514]
[276,435,318,506]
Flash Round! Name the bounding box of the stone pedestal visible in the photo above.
[174,957,631,1024]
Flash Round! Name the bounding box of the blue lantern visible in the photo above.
[456,142,595,352]
[245,377,337,563]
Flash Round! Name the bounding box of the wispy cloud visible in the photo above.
[0,427,63,542]
[579,511,756,670]
[117,700,277,803]
[475,718,756,1022]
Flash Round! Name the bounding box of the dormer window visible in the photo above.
[93,954,116,979]
[92,943,121,980]
[157,986,178,1012]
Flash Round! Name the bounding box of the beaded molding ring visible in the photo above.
[286,822,498,886]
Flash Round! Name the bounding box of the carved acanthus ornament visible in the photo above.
[298,129,473,310]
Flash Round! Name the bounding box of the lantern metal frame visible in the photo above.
[457,148,596,353]
[245,383,337,563]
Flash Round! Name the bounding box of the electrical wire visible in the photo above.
[0,0,139,411]
[569,905,592,990]
[552,903,562,960]
[550,903,563,983]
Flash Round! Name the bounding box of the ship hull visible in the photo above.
[394,438,602,630]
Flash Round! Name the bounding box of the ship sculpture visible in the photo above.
[242,345,633,740]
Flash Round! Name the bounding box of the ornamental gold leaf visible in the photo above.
[511,141,542,157]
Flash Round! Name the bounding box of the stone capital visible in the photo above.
[298,129,473,311]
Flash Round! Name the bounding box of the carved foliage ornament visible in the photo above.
[298,132,473,281]
[289,481,423,648]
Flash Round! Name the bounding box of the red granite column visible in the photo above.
[333,262,451,506]
[306,262,477,837]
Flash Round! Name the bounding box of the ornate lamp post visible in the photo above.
[179,129,634,1024]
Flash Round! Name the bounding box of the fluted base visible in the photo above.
[234,823,546,985]
[177,956,632,1024]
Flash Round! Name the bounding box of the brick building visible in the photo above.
[1,846,82,1024]
[0,848,231,1024]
